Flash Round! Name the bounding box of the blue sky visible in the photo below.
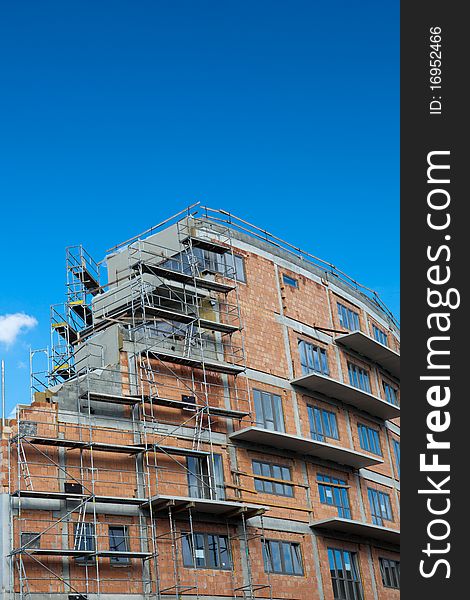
[0,1,399,413]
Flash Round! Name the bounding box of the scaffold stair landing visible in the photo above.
[69,300,93,326]
[71,265,100,295]
[51,321,79,344]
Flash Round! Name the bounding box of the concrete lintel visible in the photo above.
[359,468,400,491]
[247,516,311,534]
[275,314,332,345]
[386,421,401,436]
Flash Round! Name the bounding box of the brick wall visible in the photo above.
[4,230,400,599]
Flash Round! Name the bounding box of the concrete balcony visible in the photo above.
[310,517,400,546]
[335,331,400,379]
[291,371,400,420]
[229,427,383,470]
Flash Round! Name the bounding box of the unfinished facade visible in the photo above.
[0,205,400,600]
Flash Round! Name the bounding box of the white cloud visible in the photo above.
[0,313,38,345]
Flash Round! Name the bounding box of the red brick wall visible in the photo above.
[5,237,399,598]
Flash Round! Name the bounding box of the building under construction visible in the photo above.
[0,205,400,600]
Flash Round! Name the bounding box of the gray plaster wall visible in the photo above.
[74,325,121,372]
[106,222,183,286]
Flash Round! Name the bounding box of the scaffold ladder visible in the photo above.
[18,440,34,491]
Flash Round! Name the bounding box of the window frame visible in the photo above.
[21,532,41,550]
[108,525,130,565]
[299,340,330,376]
[328,547,364,600]
[382,381,399,406]
[357,423,382,456]
[317,474,351,519]
[282,273,298,288]
[337,302,360,331]
[392,439,400,477]
[253,389,285,432]
[372,324,388,346]
[187,453,225,500]
[252,459,294,497]
[347,362,371,393]
[368,488,394,526]
[73,522,95,563]
[379,557,400,589]
[223,252,246,283]
[262,539,304,576]
[182,532,232,570]
[307,405,339,442]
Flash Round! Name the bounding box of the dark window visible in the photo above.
[21,532,40,549]
[308,406,339,442]
[253,389,285,432]
[383,382,399,406]
[182,394,197,410]
[263,540,303,575]
[226,253,246,283]
[282,274,298,287]
[337,303,360,331]
[368,488,393,525]
[328,548,363,600]
[182,532,231,570]
[161,249,246,283]
[347,363,371,393]
[317,474,351,519]
[357,424,382,456]
[109,526,130,565]
[299,340,329,376]
[64,482,83,495]
[392,439,400,477]
[74,523,95,563]
[372,324,388,346]
[187,454,225,500]
[252,460,293,497]
[379,557,400,589]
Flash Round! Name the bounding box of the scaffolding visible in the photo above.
[11,208,274,599]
